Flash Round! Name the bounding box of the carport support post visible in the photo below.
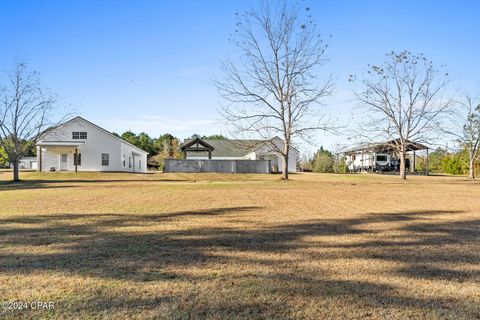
[38,146,42,172]
[75,148,78,173]
[361,149,364,172]
[413,150,416,172]
[208,150,212,159]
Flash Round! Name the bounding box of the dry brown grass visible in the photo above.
[0,171,479,319]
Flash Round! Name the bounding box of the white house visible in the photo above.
[37,116,148,173]
[181,137,298,173]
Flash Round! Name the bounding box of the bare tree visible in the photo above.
[355,51,453,180]
[215,0,334,180]
[0,61,58,181]
[445,95,480,179]
[331,142,348,173]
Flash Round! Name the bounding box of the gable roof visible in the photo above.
[180,138,215,151]
[41,116,149,155]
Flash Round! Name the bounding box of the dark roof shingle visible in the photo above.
[181,139,267,157]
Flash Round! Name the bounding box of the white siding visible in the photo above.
[257,150,296,173]
[38,117,148,173]
[120,142,148,173]
[253,138,298,173]
[278,151,297,173]
[11,157,37,170]
[41,150,60,171]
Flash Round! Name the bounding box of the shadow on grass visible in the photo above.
[0,178,192,191]
[0,182,79,191]
[0,208,478,318]
[18,179,191,184]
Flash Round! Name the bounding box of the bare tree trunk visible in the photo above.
[399,147,407,180]
[282,142,289,180]
[469,158,475,180]
[12,160,20,182]
[282,154,289,180]
[281,138,290,180]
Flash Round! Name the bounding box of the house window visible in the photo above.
[101,153,109,166]
[74,153,81,166]
[72,132,87,139]
[128,157,132,168]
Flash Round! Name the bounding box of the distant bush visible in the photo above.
[303,146,346,173]
[441,152,468,175]
[0,146,8,168]
[415,147,476,175]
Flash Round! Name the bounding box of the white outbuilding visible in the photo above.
[10,157,37,170]
[36,116,148,173]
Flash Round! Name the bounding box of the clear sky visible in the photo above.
[1,0,479,155]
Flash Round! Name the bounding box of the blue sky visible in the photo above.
[1,1,479,154]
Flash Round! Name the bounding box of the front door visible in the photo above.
[60,154,68,171]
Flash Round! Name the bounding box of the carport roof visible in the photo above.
[343,139,429,154]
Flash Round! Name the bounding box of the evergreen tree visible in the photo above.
[138,133,155,155]
[311,147,334,173]
[121,131,140,147]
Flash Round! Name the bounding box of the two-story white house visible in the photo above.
[36,116,148,173]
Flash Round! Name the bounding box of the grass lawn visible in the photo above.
[0,171,479,319]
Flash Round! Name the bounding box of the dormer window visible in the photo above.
[72,132,87,139]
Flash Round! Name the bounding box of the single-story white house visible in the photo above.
[36,116,148,173]
[180,137,298,173]
[10,157,37,170]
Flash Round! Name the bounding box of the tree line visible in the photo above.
[303,146,480,177]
